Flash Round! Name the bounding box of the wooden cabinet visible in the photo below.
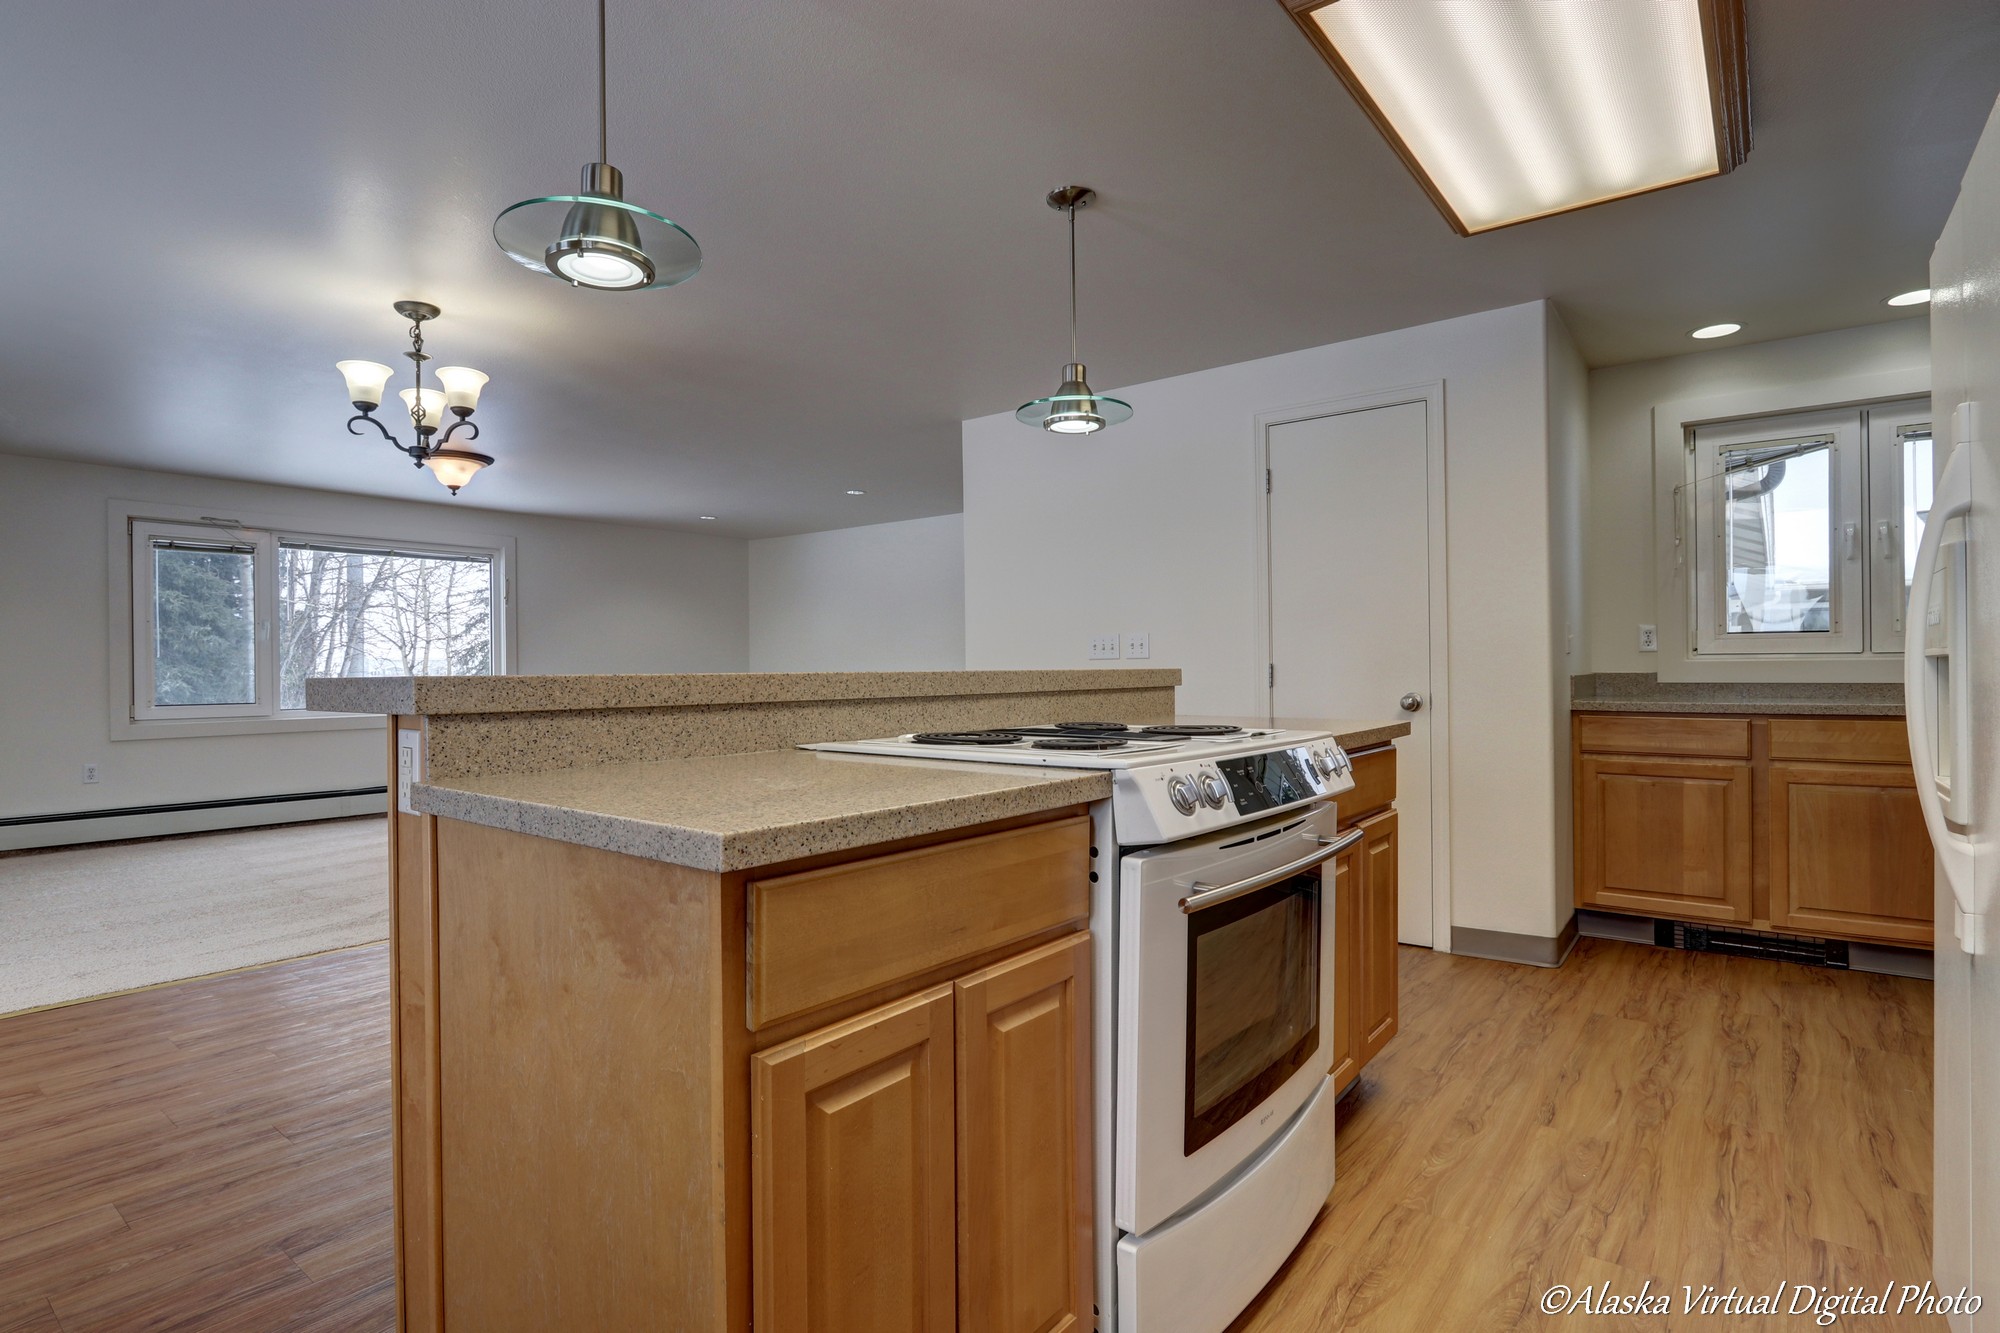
[1769,761,1932,945]
[753,935,1092,1333]
[1358,811,1400,1063]
[954,937,1093,1333]
[1575,754,1755,923]
[1572,712,1932,948]
[753,987,960,1333]
[1330,746,1400,1093]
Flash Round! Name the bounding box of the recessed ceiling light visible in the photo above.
[1691,323,1742,339]
[1284,0,1751,235]
[1886,289,1932,307]
[845,489,866,496]
[698,515,717,521]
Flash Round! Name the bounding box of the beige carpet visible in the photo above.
[0,816,389,1016]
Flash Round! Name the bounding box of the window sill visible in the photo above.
[111,712,387,743]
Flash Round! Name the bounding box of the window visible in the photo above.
[131,519,501,722]
[1684,399,1928,663]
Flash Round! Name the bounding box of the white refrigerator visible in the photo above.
[1925,90,2000,1331]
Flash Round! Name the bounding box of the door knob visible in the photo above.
[1399,693,1424,713]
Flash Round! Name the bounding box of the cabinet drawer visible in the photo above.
[1577,714,1750,759]
[1768,718,1911,765]
[748,815,1090,1028]
[1339,745,1396,826]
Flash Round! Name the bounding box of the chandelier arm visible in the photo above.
[347,411,400,446]
[438,416,481,446]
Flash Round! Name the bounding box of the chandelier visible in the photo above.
[335,301,495,495]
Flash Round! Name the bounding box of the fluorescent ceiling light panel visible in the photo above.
[1285,0,1750,235]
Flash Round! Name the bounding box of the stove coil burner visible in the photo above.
[1032,736,1130,751]
[1053,722,1134,733]
[1139,724,1245,737]
[911,731,1024,745]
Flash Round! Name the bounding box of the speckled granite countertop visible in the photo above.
[1570,673,1905,717]
[1178,715,1412,749]
[411,750,1109,872]
[307,668,1181,716]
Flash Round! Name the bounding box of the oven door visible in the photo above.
[1114,801,1353,1236]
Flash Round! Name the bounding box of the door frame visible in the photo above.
[1250,381,1453,953]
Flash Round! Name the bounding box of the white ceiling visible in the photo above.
[1,0,1996,536]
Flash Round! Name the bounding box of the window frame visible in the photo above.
[1649,374,1930,684]
[1864,402,1934,655]
[1688,409,1864,658]
[110,499,514,741]
[130,520,278,721]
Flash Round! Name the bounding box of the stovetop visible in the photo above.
[804,721,1317,769]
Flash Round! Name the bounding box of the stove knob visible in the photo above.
[1167,773,1201,816]
[1313,749,1337,778]
[1198,771,1228,809]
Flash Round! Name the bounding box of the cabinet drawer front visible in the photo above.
[1339,745,1396,826]
[1768,718,1911,765]
[1577,714,1750,759]
[749,816,1090,1028]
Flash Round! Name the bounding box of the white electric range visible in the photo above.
[805,722,1358,1333]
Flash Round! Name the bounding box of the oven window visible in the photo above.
[1184,870,1321,1154]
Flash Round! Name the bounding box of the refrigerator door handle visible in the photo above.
[1905,441,1983,952]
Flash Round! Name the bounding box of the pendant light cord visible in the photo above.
[1067,202,1079,365]
[597,0,608,163]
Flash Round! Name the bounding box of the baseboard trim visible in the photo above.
[0,787,389,851]
[1450,915,1580,968]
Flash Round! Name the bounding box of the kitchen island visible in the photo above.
[305,670,1400,1333]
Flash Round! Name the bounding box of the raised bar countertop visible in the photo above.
[1569,673,1905,717]
[411,749,1111,872]
[307,668,1182,716]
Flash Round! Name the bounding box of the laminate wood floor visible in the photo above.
[0,934,1936,1331]
[1233,938,1940,1332]
[0,944,394,1332]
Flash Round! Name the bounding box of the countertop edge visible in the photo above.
[1570,699,1906,717]
[307,669,1184,716]
[410,771,1113,872]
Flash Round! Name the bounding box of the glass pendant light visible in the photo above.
[493,0,701,291]
[1017,185,1131,435]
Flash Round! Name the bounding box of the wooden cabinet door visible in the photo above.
[1329,838,1362,1090]
[954,934,1093,1333]
[1576,755,1754,923]
[1769,761,1935,945]
[1358,811,1400,1064]
[753,986,958,1333]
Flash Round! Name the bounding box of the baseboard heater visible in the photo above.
[0,786,388,852]
[1654,919,1850,969]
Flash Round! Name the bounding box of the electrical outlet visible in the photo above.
[1088,634,1121,661]
[81,763,100,784]
[1124,632,1150,660]
[1638,624,1659,653]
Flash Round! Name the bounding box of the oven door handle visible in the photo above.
[1177,827,1362,914]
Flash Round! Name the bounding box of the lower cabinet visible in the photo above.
[752,933,1093,1333]
[1573,713,1933,948]
[1769,761,1932,944]
[1575,753,1755,924]
[1329,769,1400,1093]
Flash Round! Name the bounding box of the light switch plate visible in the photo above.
[1638,624,1659,653]
[397,728,424,814]
[1124,632,1150,660]
[1089,634,1121,660]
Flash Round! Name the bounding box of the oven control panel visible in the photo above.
[1112,742,1354,845]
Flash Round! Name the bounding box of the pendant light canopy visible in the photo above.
[1017,185,1131,436]
[493,0,701,291]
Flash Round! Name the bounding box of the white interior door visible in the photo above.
[1267,400,1436,947]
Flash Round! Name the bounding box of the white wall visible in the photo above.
[964,301,1575,943]
[747,515,966,671]
[0,452,748,819]
[1585,318,1931,674]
